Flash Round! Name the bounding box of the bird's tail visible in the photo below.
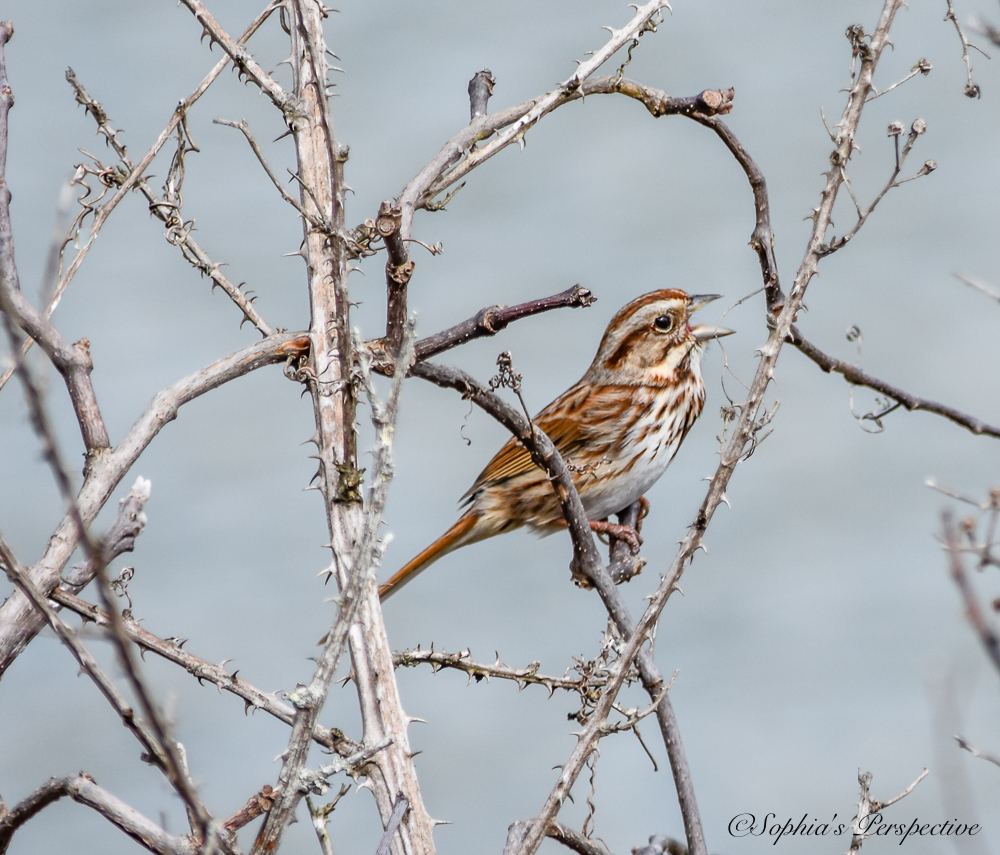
[379,512,482,601]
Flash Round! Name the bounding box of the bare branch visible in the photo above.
[547,822,616,855]
[0,539,198,815]
[943,510,1000,675]
[955,735,1000,769]
[414,285,596,362]
[0,774,198,855]
[43,3,280,339]
[954,271,1000,303]
[66,71,276,336]
[944,0,986,98]
[214,117,324,228]
[411,359,605,584]
[789,326,1000,439]
[847,769,927,853]
[412,2,669,208]
[0,27,110,454]
[0,332,311,675]
[306,785,350,855]
[393,646,601,695]
[223,786,277,834]
[49,587,360,755]
[176,0,296,112]
[468,68,496,120]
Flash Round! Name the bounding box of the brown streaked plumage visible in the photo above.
[379,289,733,600]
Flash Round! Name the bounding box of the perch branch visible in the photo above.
[410,360,705,855]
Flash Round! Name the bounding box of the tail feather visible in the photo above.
[379,513,481,601]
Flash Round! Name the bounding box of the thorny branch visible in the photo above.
[0,538,221,849]
[414,286,596,362]
[66,71,275,336]
[409,359,705,855]
[48,586,362,756]
[0,331,310,675]
[393,646,606,697]
[0,5,280,396]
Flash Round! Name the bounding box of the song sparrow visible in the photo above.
[379,289,732,600]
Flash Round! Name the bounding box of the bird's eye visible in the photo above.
[654,314,673,332]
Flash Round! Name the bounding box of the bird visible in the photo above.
[379,289,733,600]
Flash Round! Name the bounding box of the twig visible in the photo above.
[468,69,496,120]
[789,326,1000,439]
[955,735,1000,768]
[223,786,277,833]
[375,795,410,855]
[58,476,152,595]
[214,117,327,229]
[866,58,933,100]
[393,646,601,695]
[66,71,275,336]
[413,2,669,207]
[376,200,414,356]
[177,0,295,112]
[943,511,1000,675]
[848,769,927,853]
[547,822,615,855]
[0,773,198,855]
[944,0,986,98]
[0,537,214,837]
[414,286,596,362]
[306,785,350,855]
[954,272,1000,303]
[42,3,280,344]
[48,587,360,755]
[817,120,935,256]
[0,28,111,455]
[0,332,311,675]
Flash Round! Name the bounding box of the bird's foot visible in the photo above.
[589,519,642,554]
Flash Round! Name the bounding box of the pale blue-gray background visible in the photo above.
[1,2,999,853]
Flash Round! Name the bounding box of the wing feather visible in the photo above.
[460,383,634,504]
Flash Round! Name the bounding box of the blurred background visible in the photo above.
[1,1,999,853]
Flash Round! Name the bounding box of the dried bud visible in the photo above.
[913,58,932,75]
[887,121,904,137]
[964,82,981,99]
[918,159,937,176]
[911,119,927,135]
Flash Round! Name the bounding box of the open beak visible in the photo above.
[687,293,735,341]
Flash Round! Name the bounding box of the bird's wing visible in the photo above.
[460,382,621,504]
